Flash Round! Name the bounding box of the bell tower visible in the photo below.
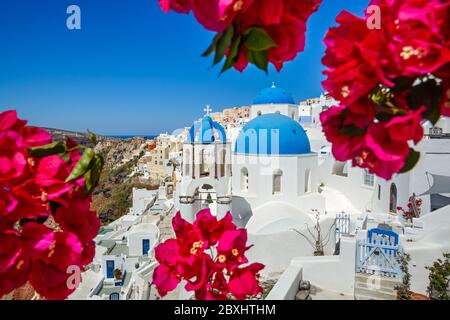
[177,106,232,223]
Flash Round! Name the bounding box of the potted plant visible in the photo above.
[397,196,422,225]
[113,268,122,281]
[318,182,325,194]
[292,209,334,257]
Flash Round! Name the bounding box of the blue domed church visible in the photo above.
[178,86,322,236]
[230,86,321,232]
[250,83,299,120]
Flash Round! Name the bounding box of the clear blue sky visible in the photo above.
[0,0,369,135]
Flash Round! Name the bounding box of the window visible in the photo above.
[363,169,375,187]
[200,149,209,176]
[241,167,249,191]
[389,183,398,213]
[184,149,191,177]
[378,184,381,200]
[304,169,311,193]
[220,150,226,177]
[273,169,283,194]
[332,161,348,177]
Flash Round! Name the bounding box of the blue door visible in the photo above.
[106,260,115,279]
[142,239,150,256]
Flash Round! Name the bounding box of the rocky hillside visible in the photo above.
[45,128,158,223]
[92,137,158,223]
[94,137,148,169]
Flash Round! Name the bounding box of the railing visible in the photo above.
[335,212,351,243]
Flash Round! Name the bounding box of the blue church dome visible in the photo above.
[187,111,227,144]
[253,84,295,105]
[235,113,311,155]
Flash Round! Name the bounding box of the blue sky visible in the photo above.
[0,0,369,135]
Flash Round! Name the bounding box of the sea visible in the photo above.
[108,135,157,140]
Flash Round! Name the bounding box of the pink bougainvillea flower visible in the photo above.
[153,239,182,297]
[28,230,83,299]
[380,0,450,78]
[0,110,101,300]
[152,210,265,300]
[158,0,192,13]
[320,105,366,161]
[228,263,264,300]
[217,229,250,270]
[0,231,30,298]
[172,211,194,238]
[266,16,307,71]
[385,106,426,145]
[194,209,236,246]
[34,155,82,200]
[185,254,215,292]
[21,126,52,148]
[0,131,27,181]
[352,122,411,180]
[237,0,284,28]
[322,10,389,105]
[191,0,254,32]
[55,198,100,243]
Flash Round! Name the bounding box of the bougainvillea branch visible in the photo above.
[321,0,450,180]
[158,0,322,73]
[152,209,264,300]
[0,110,103,300]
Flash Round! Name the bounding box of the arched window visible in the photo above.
[184,149,191,177]
[241,167,249,191]
[220,149,226,177]
[257,111,262,116]
[200,149,209,176]
[389,183,398,213]
[273,169,283,194]
[304,169,311,193]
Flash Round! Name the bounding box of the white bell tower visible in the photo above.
[178,106,232,223]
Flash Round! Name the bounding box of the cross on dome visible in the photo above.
[204,105,213,116]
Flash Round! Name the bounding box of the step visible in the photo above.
[355,278,399,291]
[355,273,401,288]
[354,286,397,300]
[354,282,397,295]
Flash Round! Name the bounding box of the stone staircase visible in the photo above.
[354,273,399,300]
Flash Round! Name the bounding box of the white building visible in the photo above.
[173,84,450,300]
[177,107,232,223]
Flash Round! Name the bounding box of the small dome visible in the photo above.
[235,113,311,155]
[187,116,226,144]
[253,84,295,105]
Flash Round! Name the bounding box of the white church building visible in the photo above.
[174,84,450,299]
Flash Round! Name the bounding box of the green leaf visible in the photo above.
[87,130,98,146]
[84,169,93,197]
[244,27,277,51]
[221,36,242,74]
[214,25,234,66]
[246,49,269,74]
[28,141,66,158]
[83,154,104,196]
[399,148,420,174]
[66,148,95,182]
[201,33,221,57]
